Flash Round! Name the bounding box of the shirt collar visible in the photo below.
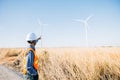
[28,44,35,50]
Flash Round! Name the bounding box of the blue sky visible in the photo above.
[0,0,120,47]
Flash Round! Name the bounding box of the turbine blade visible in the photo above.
[86,15,93,21]
[43,24,48,26]
[37,18,42,26]
[74,19,84,23]
[37,18,48,26]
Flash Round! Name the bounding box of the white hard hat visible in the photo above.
[26,33,37,41]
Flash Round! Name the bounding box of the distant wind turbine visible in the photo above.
[37,19,48,48]
[74,15,93,47]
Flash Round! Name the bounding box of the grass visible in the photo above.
[0,47,120,80]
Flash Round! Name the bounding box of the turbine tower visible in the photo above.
[37,19,48,48]
[74,15,93,47]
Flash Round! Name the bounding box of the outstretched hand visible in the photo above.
[37,36,41,40]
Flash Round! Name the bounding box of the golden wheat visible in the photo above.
[0,47,120,80]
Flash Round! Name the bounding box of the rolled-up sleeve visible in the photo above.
[26,51,38,76]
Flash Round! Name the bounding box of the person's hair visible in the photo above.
[27,40,36,44]
[27,41,34,44]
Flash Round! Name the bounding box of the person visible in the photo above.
[23,33,41,80]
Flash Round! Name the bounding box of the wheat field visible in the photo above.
[0,47,120,80]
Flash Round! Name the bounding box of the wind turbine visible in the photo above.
[74,15,93,47]
[37,19,48,48]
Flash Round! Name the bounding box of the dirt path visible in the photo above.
[0,65,23,80]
